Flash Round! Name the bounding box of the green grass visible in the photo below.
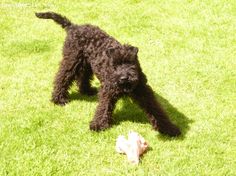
[0,0,236,175]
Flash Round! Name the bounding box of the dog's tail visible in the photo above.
[35,12,72,28]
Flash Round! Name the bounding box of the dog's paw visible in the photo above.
[89,119,111,131]
[159,124,181,137]
[51,96,69,106]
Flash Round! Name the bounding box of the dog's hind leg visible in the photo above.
[75,64,98,96]
[51,42,83,105]
[130,84,181,137]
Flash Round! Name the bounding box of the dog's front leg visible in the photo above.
[90,87,118,131]
[130,84,181,137]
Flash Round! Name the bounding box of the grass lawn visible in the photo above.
[0,0,235,175]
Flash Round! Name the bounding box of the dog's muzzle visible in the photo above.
[118,77,138,93]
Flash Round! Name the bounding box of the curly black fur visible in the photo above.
[36,12,181,137]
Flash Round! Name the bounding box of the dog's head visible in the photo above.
[106,45,140,93]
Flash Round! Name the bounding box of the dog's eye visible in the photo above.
[124,60,134,65]
[113,59,122,65]
[113,58,134,66]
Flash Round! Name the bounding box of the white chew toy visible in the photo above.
[116,131,148,164]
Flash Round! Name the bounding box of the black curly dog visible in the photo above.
[35,12,181,137]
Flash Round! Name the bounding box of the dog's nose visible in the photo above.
[120,76,128,82]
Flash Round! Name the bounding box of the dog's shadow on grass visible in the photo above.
[154,94,194,140]
[70,92,98,102]
[113,93,193,140]
[70,91,193,140]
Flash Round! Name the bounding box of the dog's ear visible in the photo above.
[106,48,116,58]
[125,44,138,55]
[129,46,139,55]
[126,45,138,60]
